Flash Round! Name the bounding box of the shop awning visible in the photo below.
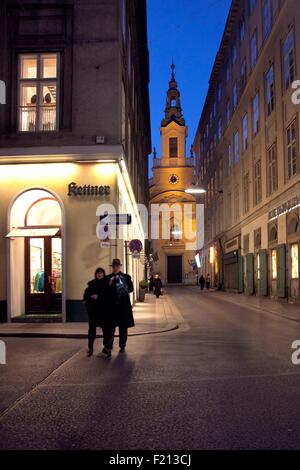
[6,228,60,238]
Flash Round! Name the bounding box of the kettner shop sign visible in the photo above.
[269,194,300,221]
[68,182,110,197]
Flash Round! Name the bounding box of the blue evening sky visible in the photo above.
[147,0,232,174]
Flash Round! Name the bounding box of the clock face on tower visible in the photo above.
[169,174,179,185]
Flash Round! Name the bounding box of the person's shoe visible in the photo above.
[87,349,93,357]
[119,348,126,353]
[102,347,111,357]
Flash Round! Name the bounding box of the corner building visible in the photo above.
[194,0,300,301]
[0,0,151,322]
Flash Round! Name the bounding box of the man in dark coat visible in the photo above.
[102,258,134,356]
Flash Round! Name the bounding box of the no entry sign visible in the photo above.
[129,239,143,253]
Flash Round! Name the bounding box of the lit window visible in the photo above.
[271,249,277,279]
[19,53,59,132]
[257,253,261,280]
[291,244,299,279]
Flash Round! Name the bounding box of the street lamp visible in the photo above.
[184,188,206,195]
[185,188,223,195]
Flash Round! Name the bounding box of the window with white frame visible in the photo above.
[267,143,278,195]
[283,29,295,90]
[252,92,260,136]
[262,0,272,41]
[242,113,248,152]
[250,31,258,70]
[18,53,59,132]
[287,120,298,179]
[266,64,275,116]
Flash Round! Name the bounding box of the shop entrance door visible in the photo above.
[167,256,182,283]
[25,236,62,313]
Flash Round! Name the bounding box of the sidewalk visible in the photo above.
[188,285,300,322]
[0,293,179,338]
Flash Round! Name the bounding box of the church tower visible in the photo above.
[149,64,197,285]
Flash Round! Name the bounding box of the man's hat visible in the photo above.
[110,258,123,267]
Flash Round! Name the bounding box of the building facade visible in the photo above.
[149,65,197,285]
[0,0,151,322]
[193,0,300,300]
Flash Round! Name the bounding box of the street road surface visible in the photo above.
[1,286,300,450]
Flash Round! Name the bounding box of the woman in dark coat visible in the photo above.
[83,267,106,356]
[102,258,134,356]
[153,274,163,298]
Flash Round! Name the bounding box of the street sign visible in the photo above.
[132,251,140,260]
[129,239,143,253]
[100,214,132,225]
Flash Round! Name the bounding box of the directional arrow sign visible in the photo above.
[100,214,132,225]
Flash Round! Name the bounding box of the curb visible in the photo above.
[0,324,179,339]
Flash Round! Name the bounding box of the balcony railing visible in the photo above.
[20,105,57,132]
[153,157,194,168]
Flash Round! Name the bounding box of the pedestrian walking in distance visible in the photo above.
[102,258,134,357]
[149,274,154,292]
[83,267,106,357]
[199,274,205,291]
[205,273,211,290]
[153,274,163,298]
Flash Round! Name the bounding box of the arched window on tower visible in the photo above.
[171,98,176,107]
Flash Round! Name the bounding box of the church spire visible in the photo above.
[161,62,185,127]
